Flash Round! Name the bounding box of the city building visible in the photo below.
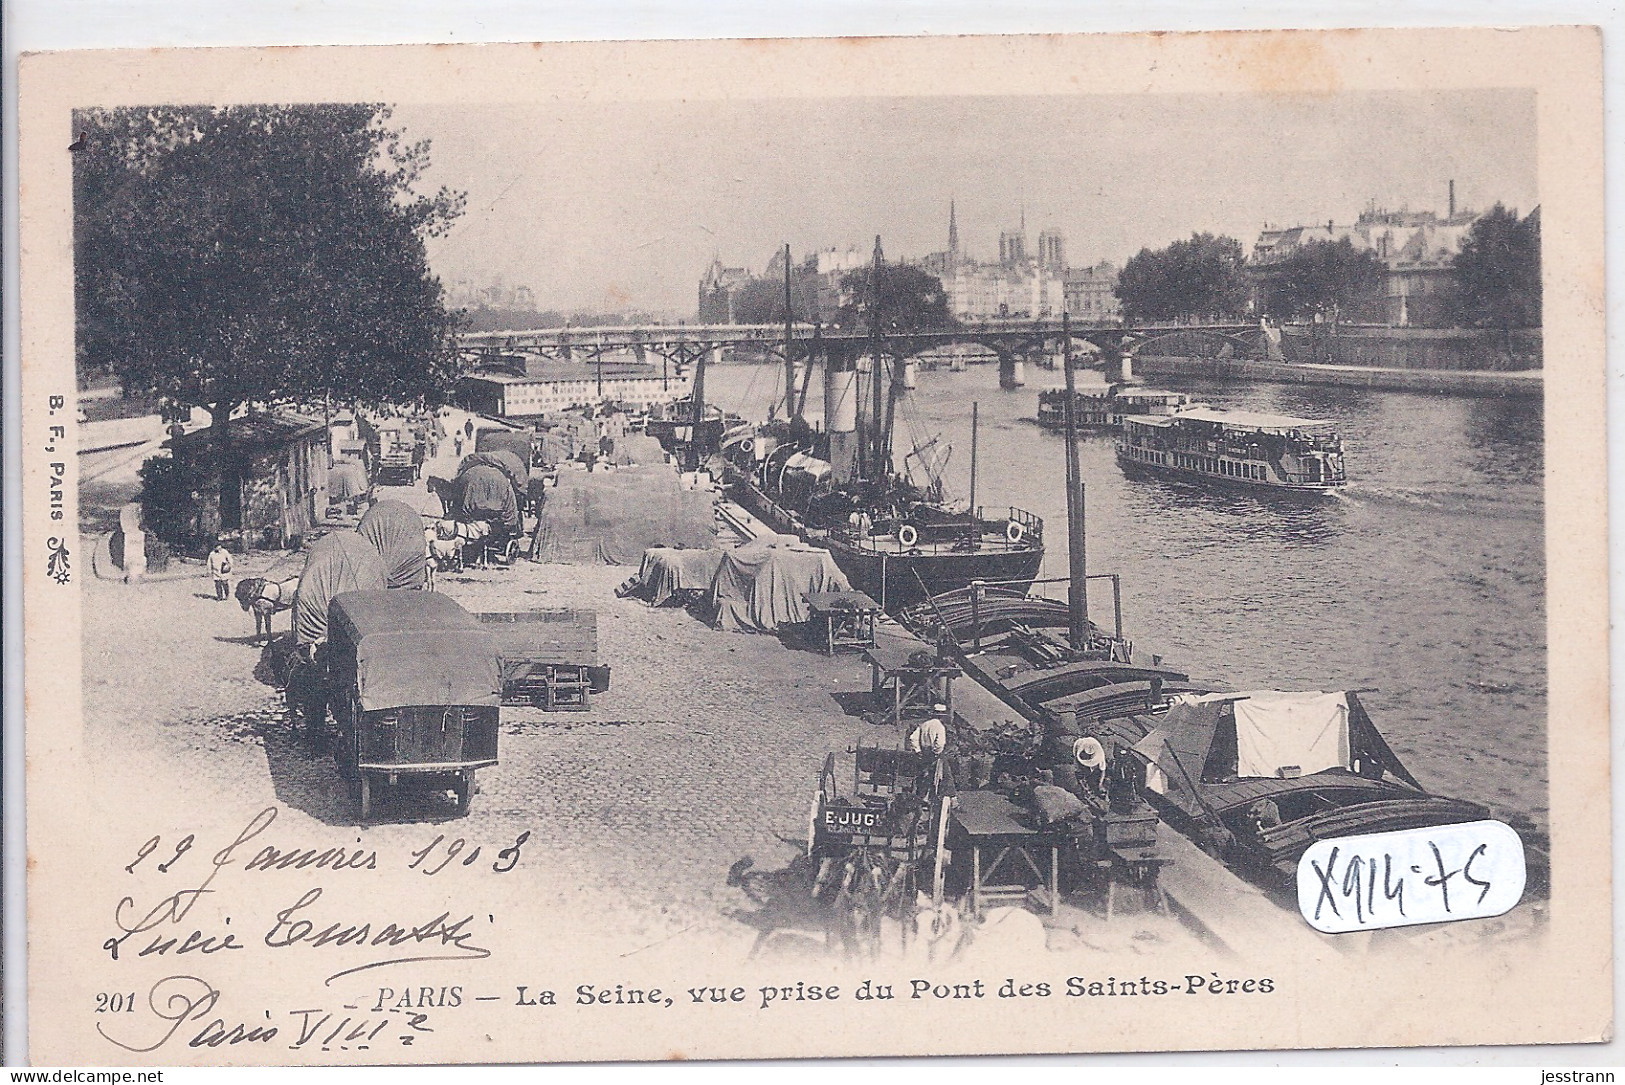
[918,204,1078,320]
[447,275,539,312]
[1037,229,1066,272]
[697,258,752,324]
[695,202,1115,325]
[1063,262,1122,322]
[457,355,693,417]
[1248,187,1489,326]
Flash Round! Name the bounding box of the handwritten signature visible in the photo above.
[265,886,491,984]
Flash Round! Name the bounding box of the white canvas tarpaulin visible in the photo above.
[1232,690,1350,779]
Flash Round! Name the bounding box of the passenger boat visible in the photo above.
[1116,406,1346,493]
[721,238,1045,613]
[1035,384,1189,431]
[1036,383,1115,429]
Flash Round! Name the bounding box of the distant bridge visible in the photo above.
[458,319,1263,389]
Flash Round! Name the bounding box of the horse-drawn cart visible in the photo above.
[326,590,501,821]
[808,745,951,956]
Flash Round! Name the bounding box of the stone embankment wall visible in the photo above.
[1276,326,1542,371]
[1133,354,1542,397]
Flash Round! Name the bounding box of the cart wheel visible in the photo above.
[454,771,473,816]
[358,774,372,822]
[932,795,952,909]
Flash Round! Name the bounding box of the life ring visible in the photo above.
[1006,520,1025,544]
[897,523,919,548]
[739,437,755,456]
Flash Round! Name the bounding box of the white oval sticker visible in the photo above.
[1296,819,1526,933]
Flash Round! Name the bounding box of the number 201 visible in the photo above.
[95,992,135,1013]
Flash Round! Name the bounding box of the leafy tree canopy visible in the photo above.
[74,104,466,420]
[1451,203,1541,333]
[729,271,820,325]
[1115,232,1248,323]
[835,262,953,337]
[1258,237,1385,321]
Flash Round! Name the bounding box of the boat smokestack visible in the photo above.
[825,353,859,483]
[1449,179,1456,218]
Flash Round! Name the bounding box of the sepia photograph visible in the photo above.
[15,28,1610,1065]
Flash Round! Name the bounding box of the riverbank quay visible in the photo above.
[74,406,1539,975]
[1134,355,1542,397]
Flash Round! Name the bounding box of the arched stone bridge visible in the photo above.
[459,319,1263,389]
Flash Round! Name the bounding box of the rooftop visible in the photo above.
[169,411,326,455]
[1167,406,1336,432]
[463,362,670,385]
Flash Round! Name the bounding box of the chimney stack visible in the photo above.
[1449,180,1456,219]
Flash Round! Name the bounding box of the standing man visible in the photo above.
[207,540,233,601]
[907,704,951,796]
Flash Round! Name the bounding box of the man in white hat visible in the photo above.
[1073,736,1107,795]
[907,705,948,757]
[907,705,950,797]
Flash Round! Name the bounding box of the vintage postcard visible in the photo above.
[16,28,1608,1064]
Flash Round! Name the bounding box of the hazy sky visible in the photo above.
[394,89,1536,318]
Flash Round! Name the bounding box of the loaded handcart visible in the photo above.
[808,744,952,957]
[476,608,610,711]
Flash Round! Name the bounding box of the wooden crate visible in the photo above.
[1097,809,1158,849]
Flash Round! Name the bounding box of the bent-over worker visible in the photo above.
[907,706,948,756]
[1073,736,1107,795]
[907,705,951,797]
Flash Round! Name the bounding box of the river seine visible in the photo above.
[705,362,1548,839]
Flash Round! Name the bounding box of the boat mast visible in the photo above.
[796,322,820,420]
[1061,312,1089,652]
[782,243,798,423]
[968,401,979,526]
[688,344,710,473]
[867,235,886,481]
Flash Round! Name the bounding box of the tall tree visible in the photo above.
[1257,237,1385,321]
[729,271,819,324]
[74,104,466,430]
[1115,232,1247,323]
[834,264,952,336]
[1451,203,1541,342]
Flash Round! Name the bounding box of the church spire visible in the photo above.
[948,198,960,258]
